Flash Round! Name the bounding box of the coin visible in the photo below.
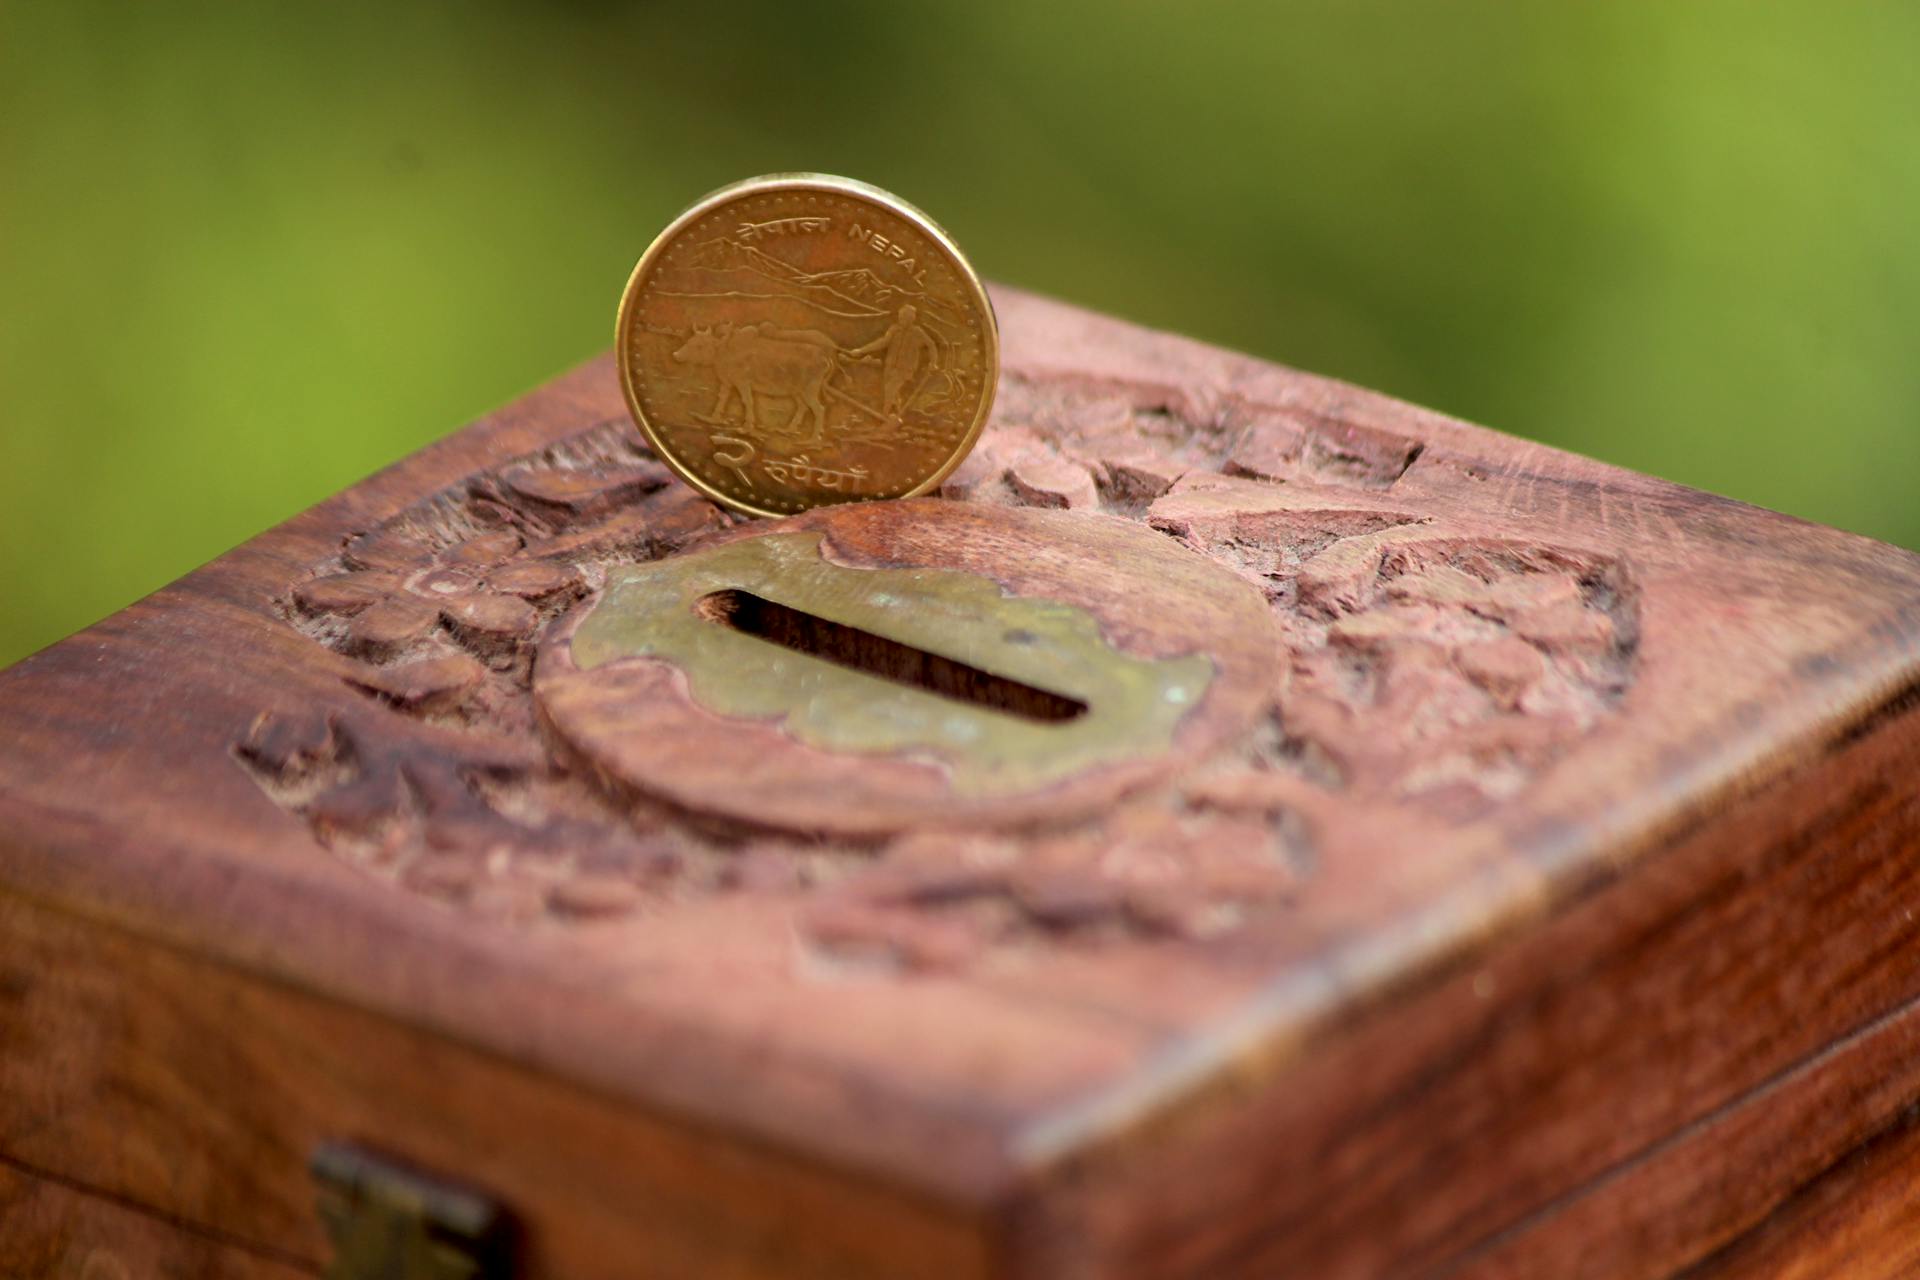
[615,174,998,518]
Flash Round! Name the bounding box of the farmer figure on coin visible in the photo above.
[849,304,944,421]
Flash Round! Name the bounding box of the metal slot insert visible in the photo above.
[695,588,1088,724]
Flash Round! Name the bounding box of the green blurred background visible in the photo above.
[3,2,1916,668]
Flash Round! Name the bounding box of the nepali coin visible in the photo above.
[615,174,998,518]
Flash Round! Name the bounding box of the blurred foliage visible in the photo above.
[3,2,1917,667]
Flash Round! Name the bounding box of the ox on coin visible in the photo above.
[614,174,999,519]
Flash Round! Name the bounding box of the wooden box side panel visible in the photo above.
[1012,688,1920,1278]
[1680,1105,1920,1280]
[0,891,997,1280]
[0,1161,309,1280]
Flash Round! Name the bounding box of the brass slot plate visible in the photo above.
[569,531,1214,795]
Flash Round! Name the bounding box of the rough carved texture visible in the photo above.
[1149,475,1636,817]
[243,362,1636,969]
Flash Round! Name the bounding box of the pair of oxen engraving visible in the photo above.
[671,307,943,444]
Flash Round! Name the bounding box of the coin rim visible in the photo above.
[614,173,1000,520]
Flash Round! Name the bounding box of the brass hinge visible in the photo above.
[311,1142,516,1280]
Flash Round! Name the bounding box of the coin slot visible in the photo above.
[694,589,1088,724]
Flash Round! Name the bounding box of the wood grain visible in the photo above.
[1676,1104,1920,1280]
[0,1159,311,1279]
[1005,677,1920,1277]
[2,285,1919,1275]
[0,891,994,1280]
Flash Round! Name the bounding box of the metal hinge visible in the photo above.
[311,1142,516,1280]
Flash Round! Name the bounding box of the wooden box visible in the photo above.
[4,287,1920,1279]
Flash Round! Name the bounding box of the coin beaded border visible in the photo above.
[615,174,999,519]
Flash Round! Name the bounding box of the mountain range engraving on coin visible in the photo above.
[615,174,999,518]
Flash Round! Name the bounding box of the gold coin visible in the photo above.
[615,174,998,518]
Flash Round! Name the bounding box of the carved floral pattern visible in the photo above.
[240,373,1639,971]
